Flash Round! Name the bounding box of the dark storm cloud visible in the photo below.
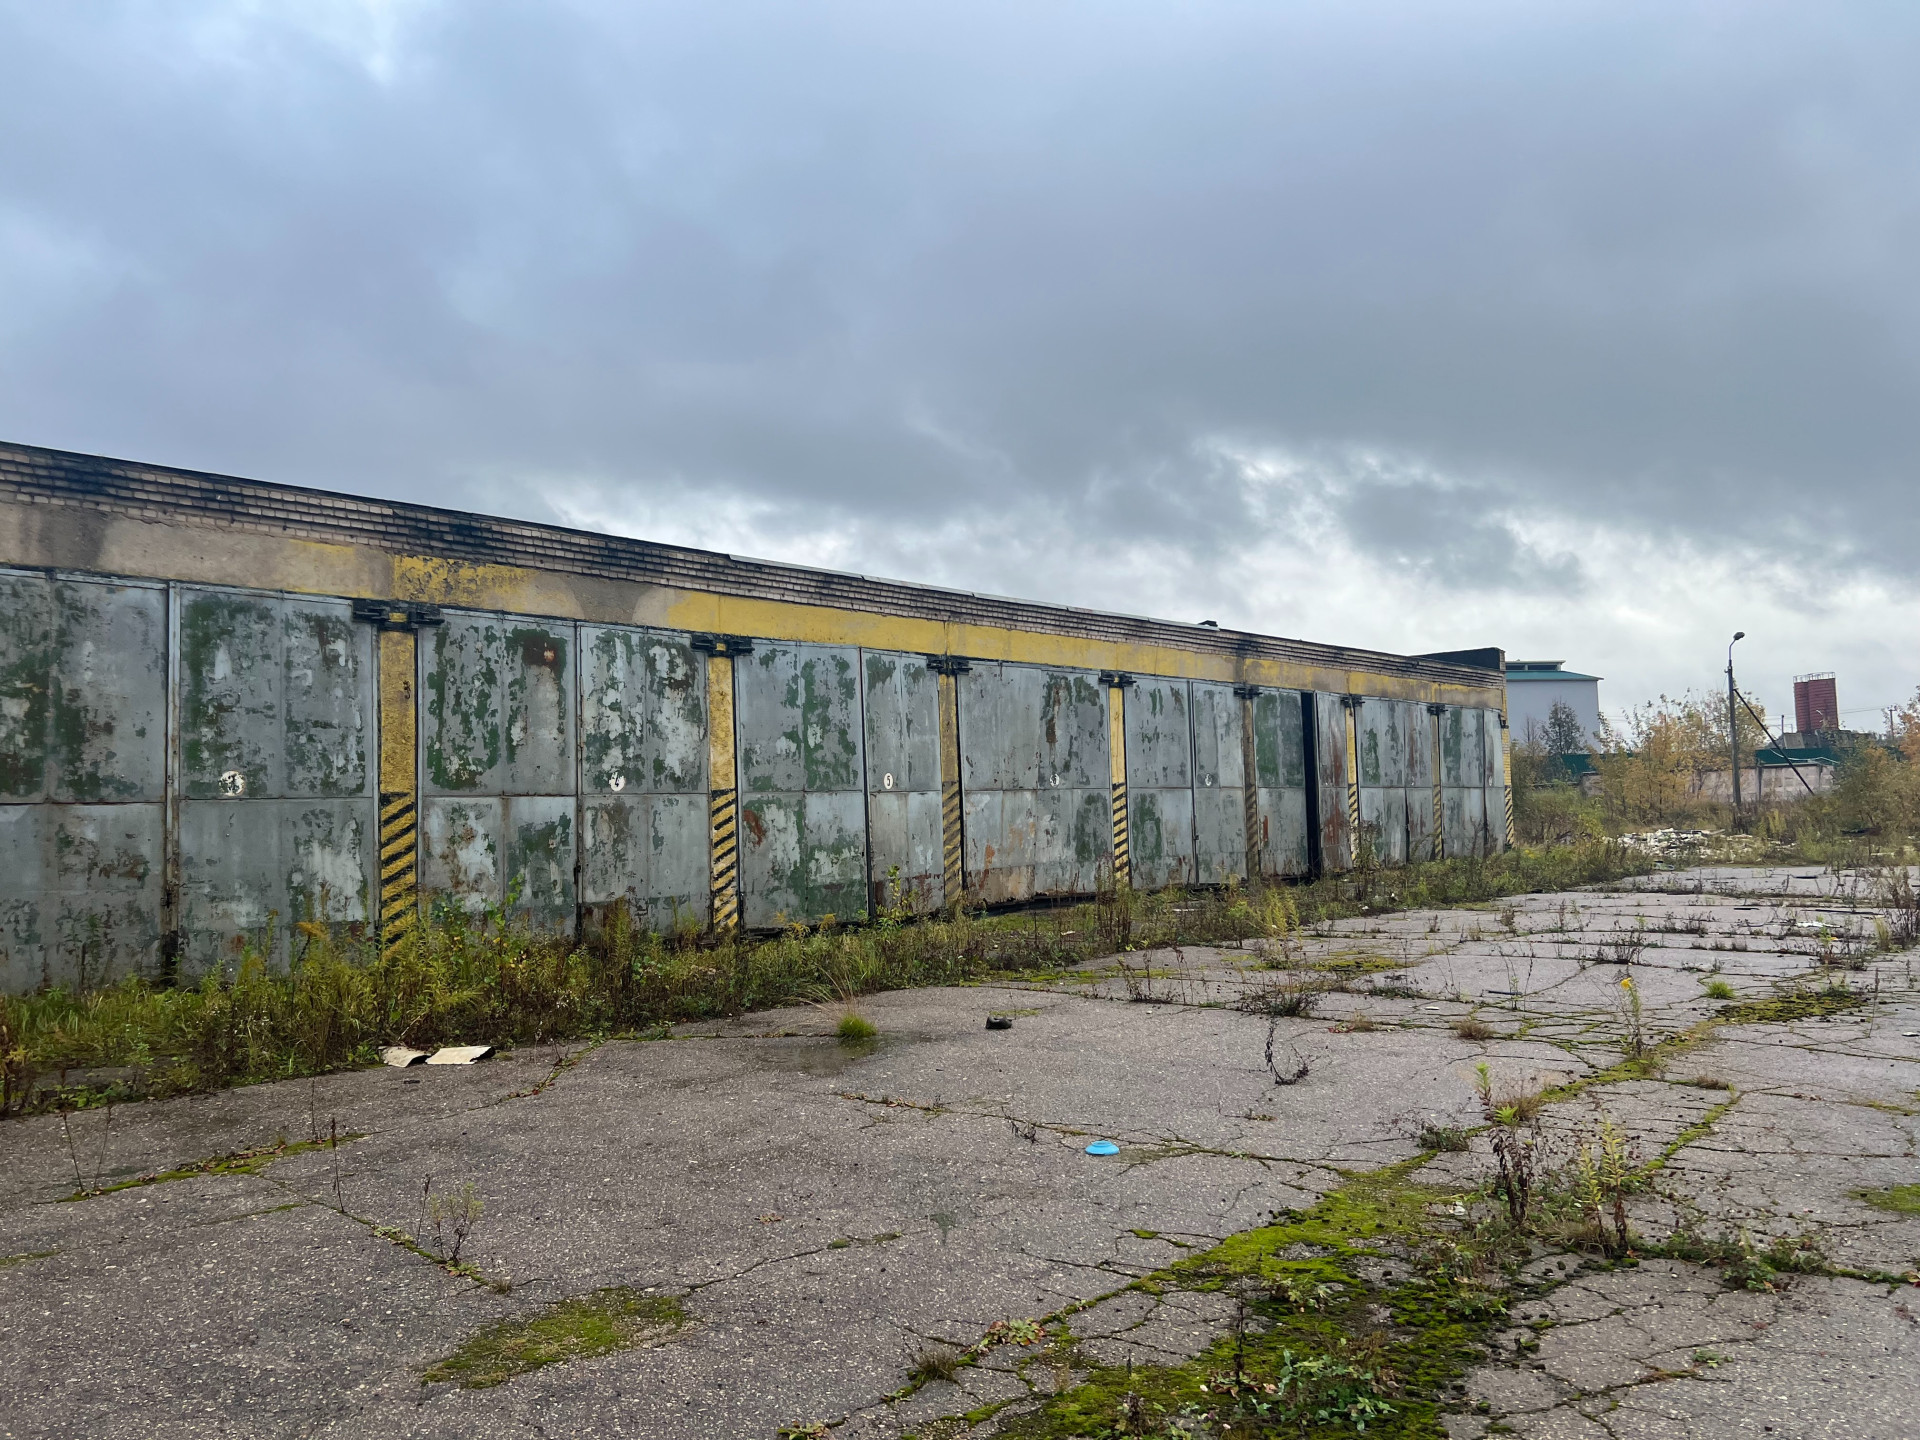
[2,0,1918,626]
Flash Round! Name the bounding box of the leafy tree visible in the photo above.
[1542,699,1587,755]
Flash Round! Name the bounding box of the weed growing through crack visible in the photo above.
[1240,974,1329,1019]
[1417,1125,1472,1153]
[1659,1225,1828,1293]
[1616,976,1646,1059]
[424,1178,484,1266]
[1702,978,1736,1000]
[1475,1065,1543,1227]
[835,1012,878,1044]
[1565,1117,1640,1256]
[1451,1016,1496,1042]
[910,1343,964,1384]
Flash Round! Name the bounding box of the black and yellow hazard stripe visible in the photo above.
[941,781,964,905]
[376,628,419,955]
[709,787,740,931]
[1500,720,1514,852]
[1236,686,1262,882]
[378,790,417,952]
[1107,682,1130,888]
[937,668,965,907]
[1343,697,1362,868]
[706,648,741,931]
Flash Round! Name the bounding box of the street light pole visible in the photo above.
[1727,631,1746,821]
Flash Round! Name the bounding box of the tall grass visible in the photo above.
[1,839,1649,1114]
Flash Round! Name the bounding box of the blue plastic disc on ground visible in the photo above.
[1085,1140,1120,1156]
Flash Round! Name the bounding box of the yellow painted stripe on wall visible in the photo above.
[3,506,1504,707]
[376,629,418,951]
[706,653,739,931]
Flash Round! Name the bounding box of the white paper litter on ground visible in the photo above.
[380,1046,428,1067]
[425,1045,494,1065]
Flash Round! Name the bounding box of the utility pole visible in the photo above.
[1727,631,1745,821]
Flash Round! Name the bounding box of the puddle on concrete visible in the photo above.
[747,1035,913,1077]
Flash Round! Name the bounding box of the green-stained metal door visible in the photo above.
[1249,690,1310,878]
[577,624,709,932]
[1188,681,1245,885]
[1125,677,1195,889]
[1356,698,1409,865]
[0,571,167,991]
[958,662,1110,904]
[735,642,868,927]
[175,587,376,974]
[419,611,576,929]
[861,652,943,913]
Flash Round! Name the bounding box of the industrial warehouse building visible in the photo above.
[0,441,1509,993]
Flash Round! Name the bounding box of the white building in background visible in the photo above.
[1505,660,1603,749]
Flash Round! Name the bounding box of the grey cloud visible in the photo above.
[2,0,1918,693]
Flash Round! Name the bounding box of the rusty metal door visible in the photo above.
[0,571,168,991]
[176,587,376,972]
[1478,707,1504,853]
[1441,705,1486,858]
[1189,681,1244,885]
[734,642,868,927]
[419,610,576,928]
[577,624,709,933]
[861,651,943,913]
[1125,677,1195,890]
[1312,693,1352,871]
[1403,702,1436,860]
[1247,690,1310,879]
[1356,698,1409,866]
[959,662,1109,904]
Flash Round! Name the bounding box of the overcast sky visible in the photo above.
[4,1,1917,729]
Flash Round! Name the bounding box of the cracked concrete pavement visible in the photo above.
[2,865,1918,1438]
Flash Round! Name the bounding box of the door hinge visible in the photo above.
[352,598,444,631]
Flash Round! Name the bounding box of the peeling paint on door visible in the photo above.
[1125,677,1194,890]
[176,589,375,973]
[861,651,942,913]
[735,643,868,926]
[578,624,708,931]
[1249,690,1310,879]
[959,662,1110,904]
[1313,693,1352,872]
[419,610,578,930]
[0,574,170,988]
